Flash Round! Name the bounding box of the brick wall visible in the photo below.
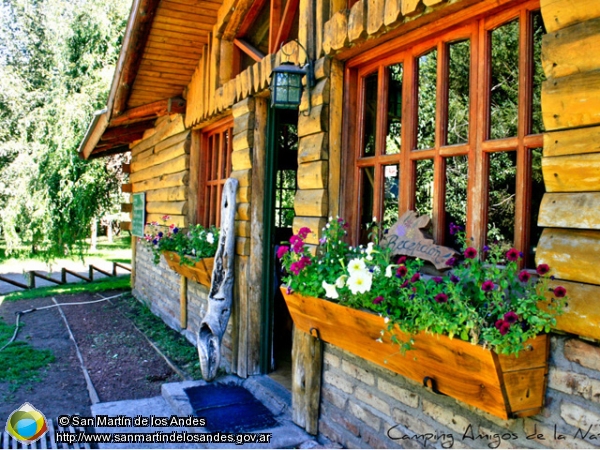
[132,241,233,373]
[318,337,600,449]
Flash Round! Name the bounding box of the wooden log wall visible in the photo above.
[129,114,190,229]
[537,0,600,341]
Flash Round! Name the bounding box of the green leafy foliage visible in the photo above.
[278,218,565,355]
[0,0,130,262]
[141,217,219,266]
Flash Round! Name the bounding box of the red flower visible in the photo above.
[410,273,421,282]
[504,311,519,324]
[536,264,550,275]
[277,246,290,259]
[518,270,531,283]
[553,286,567,298]
[434,293,448,303]
[495,319,511,336]
[396,266,408,278]
[464,247,478,259]
[396,256,407,264]
[506,248,520,262]
[481,280,495,292]
[372,296,384,305]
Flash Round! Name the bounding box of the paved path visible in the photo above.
[0,257,130,295]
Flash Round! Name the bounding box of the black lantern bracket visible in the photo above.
[270,40,315,114]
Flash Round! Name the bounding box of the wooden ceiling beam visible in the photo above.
[273,0,299,52]
[109,97,186,127]
[269,0,283,54]
[233,38,266,62]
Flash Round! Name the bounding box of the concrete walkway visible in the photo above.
[91,376,325,449]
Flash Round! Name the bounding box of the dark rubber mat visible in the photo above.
[184,384,280,432]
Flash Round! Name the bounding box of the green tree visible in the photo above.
[0,0,130,260]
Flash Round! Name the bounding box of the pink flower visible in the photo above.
[277,246,289,259]
[298,227,312,239]
[481,280,495,292]
[536,264,550,275]
[506,248,520,262]
[434,293,448,303]
[464,247,477,259]
[290,262,302,275]
[504,311,519,324]
[553,286,567,298]
[396,256,407,265]
[410,273,420,282]
[299,256,312,268]
[161,215,170,221]
[372,296,384,305]
[518,270,531,283]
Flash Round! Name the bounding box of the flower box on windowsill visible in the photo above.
[281,288,550,420]
[163,251,214,287]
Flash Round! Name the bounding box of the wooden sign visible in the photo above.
[131,192,146,237]
[381,211,456,270]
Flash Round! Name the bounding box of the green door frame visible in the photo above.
[259,106,278,374]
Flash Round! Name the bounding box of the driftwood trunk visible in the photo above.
[197,177,238,381]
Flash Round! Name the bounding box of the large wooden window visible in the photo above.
[345,0,545,267]
[198,118,233,227]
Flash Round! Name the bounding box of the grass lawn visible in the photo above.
[0,235,133,265]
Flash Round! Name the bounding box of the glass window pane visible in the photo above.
[447,40,470,145]
[415,159,434,217]
[383,164,399,230]
[444,155,468,247]
[528,148,545,267]
[362,73,378,156]
[531,12,545,135]
[490,19,520,140]
[360,166,375,243]
[386,63,403,155]
[488,151,516,248]
[417,49,437,150]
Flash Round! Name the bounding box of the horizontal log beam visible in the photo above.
[108,97,186,127]
[538,192,600,229]
[542,152,600,192]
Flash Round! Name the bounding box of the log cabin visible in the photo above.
[79,0,600,446]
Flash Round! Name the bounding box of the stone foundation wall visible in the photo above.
[318,337,600,449]
[132,241,233,373]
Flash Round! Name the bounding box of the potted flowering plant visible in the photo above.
[140,215,219,286]
[278,217,565,419]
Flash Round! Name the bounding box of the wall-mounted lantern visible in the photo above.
[269,41,314,113]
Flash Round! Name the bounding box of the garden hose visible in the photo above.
[0,292,125,352]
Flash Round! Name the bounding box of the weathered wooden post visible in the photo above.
[197,177,238,381]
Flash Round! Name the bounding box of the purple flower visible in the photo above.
[277,246,290,259]
[433,277,443,284]
[518,270,531,283]
[434,293,448,303]
[410,273,420,283]
[537,264,550,275]
[158,232,163,238]
[450,275,460,284]
[172,227,179,234]
[483,245,490,252]
[481,280,495,292]
[372,296,384,305]
[396,266,408,278]
[553,286,567,298]
[506,248,520,262]
[446,257,457,267]
[504,311,519,324]
[464,247,478,259]
[152,238,158,245]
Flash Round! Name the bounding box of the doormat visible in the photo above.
[184,384,280,433]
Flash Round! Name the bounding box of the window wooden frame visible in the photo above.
[342,0,543,266]
[197,117,233,227]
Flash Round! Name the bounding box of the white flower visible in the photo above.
[347,258,367,275]
[385,265,394,278]
[322,281,339,299]
[372,216,378,222]
[366,242,375,260]
[347,270,373,295]
[206,232,215,244]
[384,316,390,323]
[376,337,383,343]
[335,275,346,289]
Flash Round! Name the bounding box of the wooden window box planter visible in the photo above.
[163,251,214,287]
[281,288,550,420]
